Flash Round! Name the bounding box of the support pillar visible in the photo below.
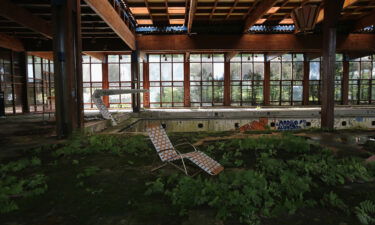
[131,51,140,112]
[142,59,150,108]
[321,0,344,130]
[342,56,349,105]
[102,55,109,107]
[19,52,29,113]
[52,0,83,138]
[224,54,231,106]
[302,58,310,105]
[183,53,190,107]
[263,61,270,105]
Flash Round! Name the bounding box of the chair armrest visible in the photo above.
[174,142,198,152]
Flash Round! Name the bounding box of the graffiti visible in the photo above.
[276,120,306,130]
[239,118,268,132]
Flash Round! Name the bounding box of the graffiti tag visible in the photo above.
[276,120,306,130]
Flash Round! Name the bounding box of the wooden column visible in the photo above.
[19,52,29,113]
[263,61,270,105]
[52,0,83,138]
[102,55,109,107]
[142,59,150,108]
[302,58,310,105]
[342,56,349,105]
[224,54,231,106]
[321,0,344,130]
[183,53,190,107]
[131,50,140,112]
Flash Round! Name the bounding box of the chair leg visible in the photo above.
[169,162,188,175]
[151,163,168,172]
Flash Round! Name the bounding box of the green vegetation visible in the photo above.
[0,132,374,225]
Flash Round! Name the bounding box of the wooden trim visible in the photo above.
[102,55,109,107]
[302,59,310,105]
[263,61,270,105]
[143,60,150,108]
[224,54,231,106]
[0,34,24,52]
[184,53,190,107]
[84,52,106,61]
[187,0,197,33]
[84,0,136,50]
[137,34,375,52]
[342,58,349,105]
[316,0,359,23]
[242,0,278,32]
[28,52,53,61]
[0,0,53,38]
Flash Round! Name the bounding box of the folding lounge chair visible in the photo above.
[146,124,224,176]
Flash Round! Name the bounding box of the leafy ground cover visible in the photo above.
[0,131,374,225]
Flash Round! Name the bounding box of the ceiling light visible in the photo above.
[169,19,185,25]
[279,18,294,24]
[168,7,185,14]
[255,19,266,24]
[267,7,280,14]
[137,19,153,25]
[129,7,149,15]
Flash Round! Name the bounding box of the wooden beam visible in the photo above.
[83,51,106,61]
[342,58,349,105]
[321,0,344,130]
[143,60,150,108]
[0,33,24,52]
[263,61,270,105]
[0,0,52,38]
[28,51,53,61]
[184,53,190,106]
[316,0,358,24]
[266,52,286,61]
[305,52,322,61]
[302,59,309,105]
[345,52,373,60]
[187,0,197,33]
[242,0,278,32]
[351,9,375,32]
[137,34,375,52]
[224,53,231,106]
[225,51,239,62]
[84,0,136,50]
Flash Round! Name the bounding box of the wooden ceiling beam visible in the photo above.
[83,51,106,61]
[28,51,53,61]
[83,0,136,50]
[137,34,375,53]
[187,0,197,33]
[351,9,375,32]
[225,51,239,62]
[0,0,52,39]
[0,33,25,52]
[242,0,279,32]
[316,0,359,23]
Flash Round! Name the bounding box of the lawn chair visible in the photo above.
[146,124,224,176]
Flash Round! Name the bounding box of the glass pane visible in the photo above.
[161,63,172,81]
[173,63,184,81]
[231,63,241,80]
[270,63,281,80]
[83,64,90,82]
[190,63,201,81]
[109,64,119,82]
[91,64,102,81]
[173,54,184,62]
[293,62,303,80]
[149,63,160,81]
[120,64,131,81]
[202,63,212,80]
[282,62,292,80]
[149,54,160,63]
[190,54,201,62]
[242,63,252,80]
[309,62,320,80]
[253,63,264,80]
[213,63,224,80]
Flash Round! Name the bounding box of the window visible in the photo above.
[270,54,303,105]
[190,54,224,107]
[230,54,264,106]
[108,54,132,108]
[308,54,343,104]
[82,55,102,109]
[349,55,373,104]
[27,55,54,113]
[149,54,184,107]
